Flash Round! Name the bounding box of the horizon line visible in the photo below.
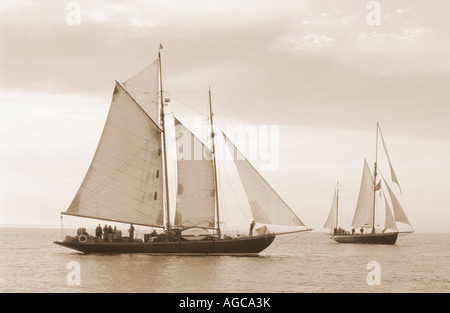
[0,223,449,234]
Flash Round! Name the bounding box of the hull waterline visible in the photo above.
[54,234,276,255]
[330,232,398,245]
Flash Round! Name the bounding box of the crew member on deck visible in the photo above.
[108,225,113,242]
[249,220,256,237]
[95,224,102,239]
[103,224,108,241]
[129,224,135,240]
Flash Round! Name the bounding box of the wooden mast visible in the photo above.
[336,181,339,230]
[372,122,379,234]
[208,87,221,238]
[159,45,171,231]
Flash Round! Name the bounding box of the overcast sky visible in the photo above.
[1,0,450,232]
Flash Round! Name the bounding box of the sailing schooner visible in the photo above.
[323,123,413,244]
[54,47,310,254]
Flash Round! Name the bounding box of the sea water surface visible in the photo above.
[0,227,449,293]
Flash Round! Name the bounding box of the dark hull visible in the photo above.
[331,232,398,245]
[54,235,276,255]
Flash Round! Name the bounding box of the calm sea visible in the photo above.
[0,227,449,293]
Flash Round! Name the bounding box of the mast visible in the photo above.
[159,45,171,231]
[372,122,379,233]
[208,87,221,238]
[336,181,339,230]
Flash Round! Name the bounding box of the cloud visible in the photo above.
[291,33,336,51]
[1,0,450,135]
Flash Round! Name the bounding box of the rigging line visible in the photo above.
[208,93,247,134]
[176,116,210,137]
[252,167,310,227]
[79,180,160,211]
[222,132,306,226]
[164,91,207,116]
[104,119,160,142]
[81,142,153,199]
[219,156,253,225]
[165,90,208,94]
[162,58,209,115]
[86,156,158,187]
[96,140,160,168]
[175,117,213,150]
[265,231,309,251]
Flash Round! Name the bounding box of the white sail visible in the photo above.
[382,191,398,231]
[64,82,164,227]
[173,118,216,228]
[211,129,254,233]
[323,188,337,229]
[223,133,305,227]
[351,158,375,228]
[122,60,160,125]
[383,176,411,226]
[379,126,402,193]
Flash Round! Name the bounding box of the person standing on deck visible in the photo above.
[95,224,103,239]
[249,220,256,237]
[129,224,135,240]
[103,224,108,242]
[108,225,113,243]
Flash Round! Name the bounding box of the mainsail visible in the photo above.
[351,158,375,228]
[64,82,164,227]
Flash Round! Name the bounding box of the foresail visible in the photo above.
[351,158,375,228]
[214,130,255,232]
[383,176,412,226]
[64,82,164,227]
[122,60,160,125]
[223,133,305,227]
[174,118,215,228]
[323,189,337,229]
[382,191,398,231]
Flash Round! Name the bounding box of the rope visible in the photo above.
[264,231,309,251]
[162,58,209,116]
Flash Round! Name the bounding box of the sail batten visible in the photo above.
[64,82,165,226]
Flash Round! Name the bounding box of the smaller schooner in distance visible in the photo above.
[323,123,413,244]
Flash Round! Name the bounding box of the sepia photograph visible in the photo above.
[1,0,449,299]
